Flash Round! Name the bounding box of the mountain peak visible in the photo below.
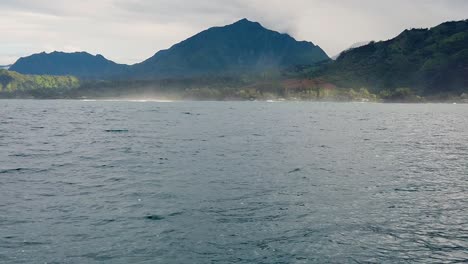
[234,18,258,24]
[238,18,251,23]
[229,18,263,28]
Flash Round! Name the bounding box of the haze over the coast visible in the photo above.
[1,0,467,65]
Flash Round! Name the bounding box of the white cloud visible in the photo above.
[0,0,467,64]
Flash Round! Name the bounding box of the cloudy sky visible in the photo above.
[1,0,467,65]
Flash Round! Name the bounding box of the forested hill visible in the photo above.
[311,20,468,96]
[130,19,330,78]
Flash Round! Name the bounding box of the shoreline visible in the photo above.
[1,97,467,104]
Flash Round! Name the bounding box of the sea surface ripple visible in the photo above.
[0,100,467,263]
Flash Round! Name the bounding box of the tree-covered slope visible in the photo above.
[131,19,330,78]
[9,52,129,79]
[0,70,79,97]
[314,20,468,95]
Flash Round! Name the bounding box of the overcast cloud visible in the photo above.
[1,0,467,64]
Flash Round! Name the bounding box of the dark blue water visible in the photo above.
[1,100,467,263]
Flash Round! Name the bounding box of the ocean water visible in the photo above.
[0,100,467,263]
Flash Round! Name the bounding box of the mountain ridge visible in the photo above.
[9,51,129,79]
[308,19,468,96]
[9,19,330,79]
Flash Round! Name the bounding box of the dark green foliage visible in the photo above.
[0,70,80,98]
[69,76,250,99]
[9,51,128,79]
[310,20,468,96]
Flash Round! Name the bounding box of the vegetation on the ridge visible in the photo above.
[300,20,468,100]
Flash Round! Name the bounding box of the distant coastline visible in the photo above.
[1,19,467,101]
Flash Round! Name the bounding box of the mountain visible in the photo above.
[131,19,330,78]
[9,51,128,79]
[0,65,11,70]
[8,19,329,80]
[315,20,468,96]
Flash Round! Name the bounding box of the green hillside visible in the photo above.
[306,20,468,99]
[0,70,80,98]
